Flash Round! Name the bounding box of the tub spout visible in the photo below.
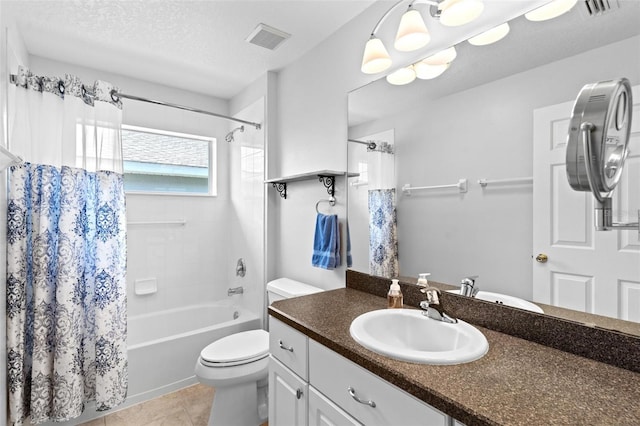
[228,286,244,296]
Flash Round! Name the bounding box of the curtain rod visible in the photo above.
[112,91,261,129]
[348,138,394,154]
[9,73,262,130]
[348,138,377,149]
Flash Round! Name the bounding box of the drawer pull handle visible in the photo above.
[296,388,303,399]
[278,340,294,352]
[348,386,376,408]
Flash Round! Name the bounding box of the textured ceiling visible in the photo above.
[1,0,377,98]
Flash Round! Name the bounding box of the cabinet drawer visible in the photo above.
[309,387,362,426]
[269,316,309,380]
[309,340,448,426]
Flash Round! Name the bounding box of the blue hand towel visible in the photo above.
[312,213,340,269]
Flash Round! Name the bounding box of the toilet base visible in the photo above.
[208,379,268,426]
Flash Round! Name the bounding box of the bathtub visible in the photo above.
[127,302,261,401]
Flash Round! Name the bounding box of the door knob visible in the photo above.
[535,253,548,263]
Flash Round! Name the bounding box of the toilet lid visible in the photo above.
[200,329,269,366]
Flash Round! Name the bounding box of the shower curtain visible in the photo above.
[367,143,399,278]
[6,66,127,425]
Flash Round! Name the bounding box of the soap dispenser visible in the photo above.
[417,273,431,288]
[387,279,403,308]
[417,273,431,296]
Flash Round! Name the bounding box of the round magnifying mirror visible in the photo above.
[566,78,632,195]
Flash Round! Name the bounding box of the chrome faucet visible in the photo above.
[460,276,479,297]
[228,286,244,296]
[419,288,458,324]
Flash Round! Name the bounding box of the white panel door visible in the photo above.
[532,86,640,321]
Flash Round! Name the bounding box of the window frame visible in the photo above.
[121,124,217,197]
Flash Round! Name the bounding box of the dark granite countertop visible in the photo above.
[268,288,640,426]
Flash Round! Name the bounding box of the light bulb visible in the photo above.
[361,37,392,74]
[386,66,416,85]
[414,62,450,80]
[525,0,578,21]
[394,9,431,52]
[439,0,484,27]
[468,22,510,46]
[422,46,457,65]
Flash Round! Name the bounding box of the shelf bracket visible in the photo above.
[272,182,287,199]
[318,175,335,197]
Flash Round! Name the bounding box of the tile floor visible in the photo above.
[79,384,214,426]
[79,384,269,426]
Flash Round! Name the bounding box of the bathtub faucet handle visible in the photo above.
[228,286,244,296]
[236,258,246,277]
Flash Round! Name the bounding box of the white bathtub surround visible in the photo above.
[127,302,260,399]
[134,277,158,295]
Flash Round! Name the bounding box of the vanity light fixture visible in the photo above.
[361,37,393,74]
[414,62,450,79]
[395,5,431,52]
[525,0,578,22]
[438,0,485,27]
[467,22,510,46]
[422,46,457,65]
[386,65,417,85]
[361,0,483,75]
[413,45,456,80]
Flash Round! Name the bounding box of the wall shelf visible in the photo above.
[265,170,357,199]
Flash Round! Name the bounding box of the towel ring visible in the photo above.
[316,196,336,214]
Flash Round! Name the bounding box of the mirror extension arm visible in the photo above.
[581,121,639,235]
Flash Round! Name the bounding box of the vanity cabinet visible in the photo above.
[309,387,361,426]
[309,340,448,426]
[269,317,310,426]
[269,316,451,426]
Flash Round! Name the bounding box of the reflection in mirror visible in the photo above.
[348,130,398,277]
[347,2,640,334]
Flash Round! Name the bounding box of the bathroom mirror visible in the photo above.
[347,2,640,334]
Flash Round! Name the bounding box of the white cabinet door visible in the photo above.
[532,87,640,320]
[269,356,308,426]
[309,387,362,426]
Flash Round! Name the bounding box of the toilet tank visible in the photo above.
[266,278,323,305]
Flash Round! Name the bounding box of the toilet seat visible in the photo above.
[200,329,269,368]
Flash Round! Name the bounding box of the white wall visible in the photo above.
[229,95,266,320]
[349,36,640,299]
[273,2,389,290]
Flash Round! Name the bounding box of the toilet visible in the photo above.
[195,278,323,426]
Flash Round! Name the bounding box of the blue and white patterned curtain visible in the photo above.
[368,189,399,277]
[367,142,398,278]
[6,66,127,425]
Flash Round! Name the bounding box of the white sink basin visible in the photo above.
[449,290,544,314]
[349,309,488,365]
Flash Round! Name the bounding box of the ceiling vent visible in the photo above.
[246,23,291,51]
[581,0,620,17]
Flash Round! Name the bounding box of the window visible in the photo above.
[121,125,216,195]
